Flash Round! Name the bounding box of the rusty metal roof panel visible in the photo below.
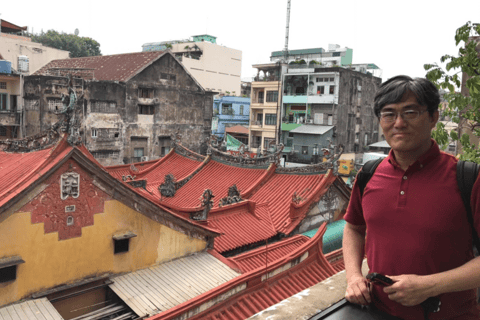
[34,51,164,82]
[0,298,64,320]
[108,252,240,318]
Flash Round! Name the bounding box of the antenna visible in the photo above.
[283,0,291,62]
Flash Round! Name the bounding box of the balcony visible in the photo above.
[254,75,281,82]
[251,121,263,128]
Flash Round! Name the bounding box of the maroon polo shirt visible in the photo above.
[345,140,480,320]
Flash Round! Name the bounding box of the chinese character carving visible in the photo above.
[61,172,80,200]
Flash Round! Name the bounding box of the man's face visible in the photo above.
[380,93,438,155]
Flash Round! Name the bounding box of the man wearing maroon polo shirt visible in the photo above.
[343,75,480,319]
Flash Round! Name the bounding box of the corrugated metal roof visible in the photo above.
[34,51,164,82]
[109,252,240,318]
[303,219,346,254]
[290,125,334,135]
[0,298,63,320]
[229,235,309,273]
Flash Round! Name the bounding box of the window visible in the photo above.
[0,82,6,89]
[0,93,8,110]
[0,126,6,136]
[330,77,334,82]
[288,132,294,138]
[67,216,74,226]
[265,114,277,125]
[258,91,264,103]
[266,91,278,102]
[133,148,144,162]
[0,256,24,283]
[114,239,129,254]
[317,86,325,94]
[256,113,263,125]
[316,77,323,82]
[328,114,333,125]
[333,52,341,57]
[169,74,176,81]
[302,146,309,155]
[314,113,324,125]
[138,105,154,115]
[329,85,335,94]
[138,88,154,98]
[161,73,169,80]
[222,103,233,115]
[91,129,97,138]
[47,99,63,112]
[91,101,116,113]
[160,73,176,81]
[239,105,244,115]
[10,95,17,112]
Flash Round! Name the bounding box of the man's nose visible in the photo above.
[393,113,408,127]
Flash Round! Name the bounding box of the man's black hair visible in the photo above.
[374,75,440,117]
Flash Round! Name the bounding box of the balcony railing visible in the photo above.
[251,142,261,149]
[251,121,263,127]
[254,75,281,82]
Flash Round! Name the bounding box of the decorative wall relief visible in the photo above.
[22,160,110,240]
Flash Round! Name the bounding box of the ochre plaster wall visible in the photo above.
[0,161,206,307]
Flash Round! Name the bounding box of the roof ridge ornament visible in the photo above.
[207,135,284,167]
[276,139,344,174]
[190,189,214,221]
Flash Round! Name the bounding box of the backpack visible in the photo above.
[356,158,480,251]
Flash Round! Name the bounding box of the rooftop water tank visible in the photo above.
[0,60,12,74]
[18,55,29,73]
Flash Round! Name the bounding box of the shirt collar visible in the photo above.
[387,139,440,170]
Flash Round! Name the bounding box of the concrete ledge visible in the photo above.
[248,259,368,320]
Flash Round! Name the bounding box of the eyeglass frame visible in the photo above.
[379,109,429,123]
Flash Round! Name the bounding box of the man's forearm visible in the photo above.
[343,224,366,281]
[428,256,480,296]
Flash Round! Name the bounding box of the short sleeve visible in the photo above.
[343,173,366,226]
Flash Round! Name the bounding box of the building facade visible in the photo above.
[248,63,286,154]
[24,51,215,165]
[281,65,382,153]
[0,62,21,140]
[212,96,250,138]
[142,35,242,96]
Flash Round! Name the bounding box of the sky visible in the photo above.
[1,0,480,82]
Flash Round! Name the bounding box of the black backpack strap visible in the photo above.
[356,157,385,196]
[457,160,480,251]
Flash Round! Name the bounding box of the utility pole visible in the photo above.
[283,0,291,62]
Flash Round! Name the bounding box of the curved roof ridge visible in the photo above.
[132,148,176,176]
[291,170,334,210]
[241,162,277,198]
[174,155,211,188]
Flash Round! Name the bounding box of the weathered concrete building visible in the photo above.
[282,65,382,153]
[23,51,215,165]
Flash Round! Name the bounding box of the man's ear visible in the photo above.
[430,110,439,129]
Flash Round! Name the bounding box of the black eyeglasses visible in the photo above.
[379,110,428,123]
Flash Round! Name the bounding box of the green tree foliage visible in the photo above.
[425,22,480,163]
[30,30,101,58]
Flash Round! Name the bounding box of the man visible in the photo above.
[343,75,480,319]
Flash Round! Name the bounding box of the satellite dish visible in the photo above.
[74,28,79,36]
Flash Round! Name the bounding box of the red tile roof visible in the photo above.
[160,160,268,210]
[1,19,27,31]
[34,51,165,82]
[206,201,276,253]
[248,171,336,234]
[229,234,310,273]
[148,223,337,320]
[0,136,72,208]
[225,125,249,135]
[106,150,202,185]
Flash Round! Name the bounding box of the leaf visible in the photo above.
[450,130,458,140]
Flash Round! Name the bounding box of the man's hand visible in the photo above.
[345,274,371,305]
[383,274,435,306]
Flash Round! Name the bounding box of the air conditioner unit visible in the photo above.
[141,156,148,161]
